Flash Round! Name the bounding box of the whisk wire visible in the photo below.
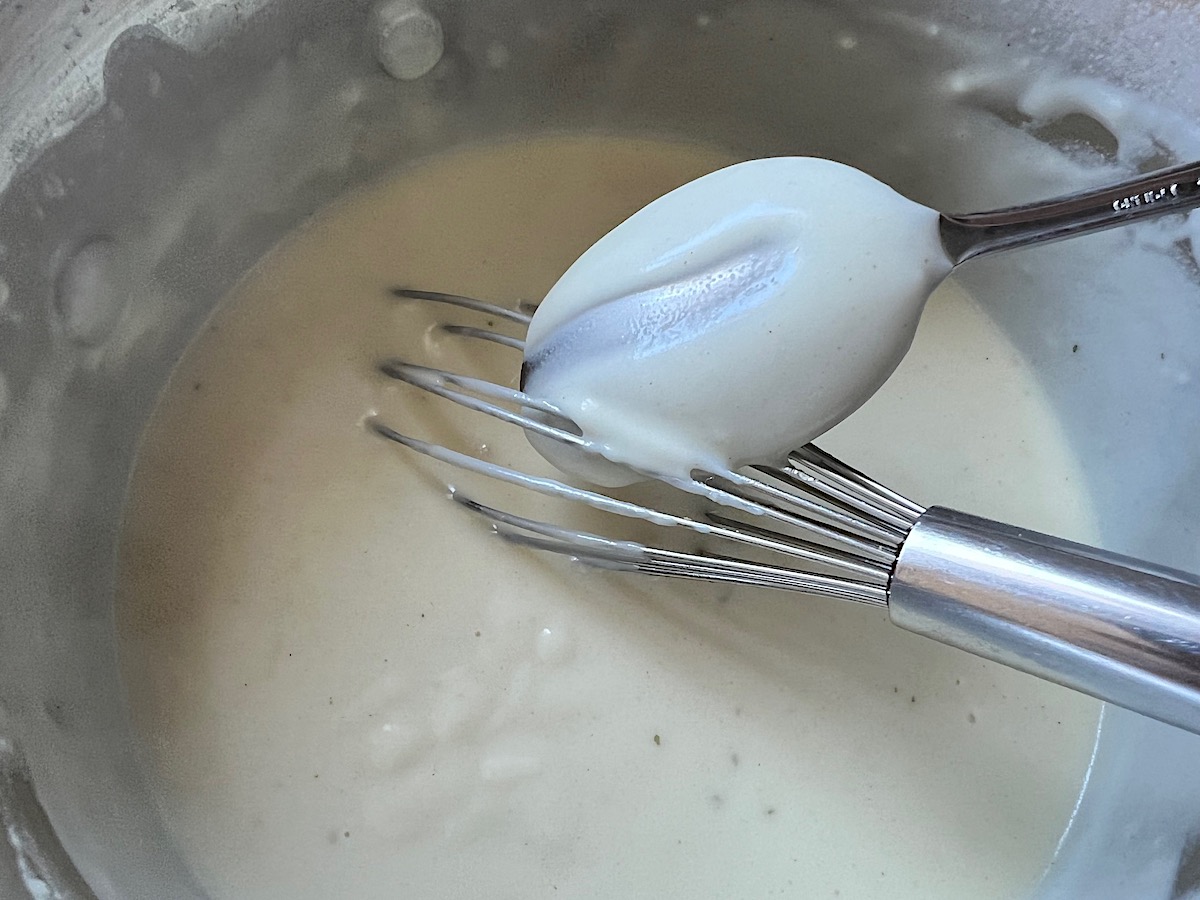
[457,496,889,604]
[756,462,914,534]
[380,359,903,564]
[391,288,533,325]
[790,445,924,518]
[700,467,906,554]
[371,419,892,583]
[376,288,926,605]
[440,324,526,350]
[379,361,586,447]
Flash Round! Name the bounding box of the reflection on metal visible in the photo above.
[0,736,98,900]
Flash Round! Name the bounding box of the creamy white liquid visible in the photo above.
[524,157,950,482]
[117,136,1101,900]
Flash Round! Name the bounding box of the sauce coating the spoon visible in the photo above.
[523,157,951,483]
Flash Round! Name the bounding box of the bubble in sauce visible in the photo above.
[54,238,129,346]
[535,625,573,666]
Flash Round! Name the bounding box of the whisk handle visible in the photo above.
[888,506,1200,735]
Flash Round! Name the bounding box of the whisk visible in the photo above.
[373,288,1200,735]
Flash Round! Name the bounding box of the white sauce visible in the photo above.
[116,136,1101,900]
[523,158,950,482]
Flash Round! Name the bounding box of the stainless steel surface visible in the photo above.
[939,159,1200,264]
[890,507,1200,734]
[0,740,98,900]
[1,0,1200,896]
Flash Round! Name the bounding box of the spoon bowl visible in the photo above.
[522,157,1200,483]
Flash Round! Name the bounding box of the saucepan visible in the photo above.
[1,0,1198,896]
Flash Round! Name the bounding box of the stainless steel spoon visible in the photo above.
[939,158,1200,263]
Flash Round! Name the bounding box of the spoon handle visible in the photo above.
[939,159,1200,265]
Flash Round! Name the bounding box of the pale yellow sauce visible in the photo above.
[117,136,1100,900]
